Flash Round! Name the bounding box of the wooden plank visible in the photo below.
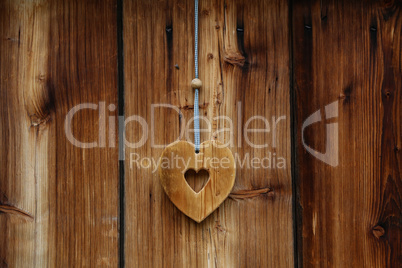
[0,0,119,266]
[292,0,401,266]
[0,1,52,266]
[124,0,293,266]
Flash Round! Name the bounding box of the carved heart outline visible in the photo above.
[184,168,210,193]
[158,140,236,222]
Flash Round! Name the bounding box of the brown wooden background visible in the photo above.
[0,0,400,267]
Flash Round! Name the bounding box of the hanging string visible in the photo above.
[194,89,200,153]
[194,0,199,79]
[193,0,200,153]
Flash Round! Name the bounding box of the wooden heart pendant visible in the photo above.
[158,140,236,222]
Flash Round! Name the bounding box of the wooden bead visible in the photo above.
[191,78,202,89]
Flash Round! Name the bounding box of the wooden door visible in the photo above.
[0,0,400,267]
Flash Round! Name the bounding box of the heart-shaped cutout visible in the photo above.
[184,169,210,193]
[158,140,236,222]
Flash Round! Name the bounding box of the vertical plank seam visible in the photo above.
[117,0,125,267]
[289,0,300,267]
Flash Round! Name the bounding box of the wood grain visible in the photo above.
[124,0,293,266]
[0,0,119,266]
[0,2,52,266]
[3,0,399,266]
[293,0,401,266]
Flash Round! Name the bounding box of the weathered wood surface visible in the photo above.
[124,0,293,266]
[293,0,401,267]
[0,0,119,266]
[1,0,400,267]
